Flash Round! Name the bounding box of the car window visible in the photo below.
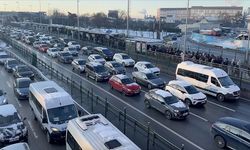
[211,77,220,87]
[175,85,185,92]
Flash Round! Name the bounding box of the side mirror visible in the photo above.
[42,118,48,123]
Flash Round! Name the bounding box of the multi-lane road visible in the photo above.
[2,34,250,150]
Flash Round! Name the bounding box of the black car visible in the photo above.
[57,51,73,64]
[4,58,19,73]
[211,117,250,149]
[85,62,110,82]
[144,89,189,120]
[94,47,114,60]
[13,65,35,80]
[104,61,126,75]
[132,71,165,89]
[81,46,96,55]
[13,77,31,100]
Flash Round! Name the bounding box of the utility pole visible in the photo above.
[183,0,190,61]
[126,0,130,37]
[39,0,42,24]
[77,0,80,40]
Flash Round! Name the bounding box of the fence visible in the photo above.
[0,32,183,150]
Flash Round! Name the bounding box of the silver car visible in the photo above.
[0,90,7,105]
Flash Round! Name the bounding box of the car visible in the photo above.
[33,41,42,49]
[67,41,81,50]
[211,117,250,149]
[134,61,160,76]
[165,80,207,106]
[72,59,86,73]
[0,52,9,65]
[0,89,7,105]
[104,61,126,75]
[94,47,114,60]
[81,46,96,55]
[132,71,165,89]
[47,48,60,58]
[0,104,28,147]
[59,38,70,46]
[53,43,65,51]
[24,36,35,45]
[4,58,19,73]
[0,143,30,150]
[85,62,110,82]
[38,44,49,52]
[144,89,189,120]
[113,53,135,67]
[88,54,106,64]
[64,47,79,56]
[13,77,31,100]
[13,65,35,80]
[57,51,74,64]
[109,74,141,95]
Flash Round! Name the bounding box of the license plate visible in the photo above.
[9,137,19,142]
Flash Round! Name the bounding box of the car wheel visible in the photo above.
[46,131,52,144]
[134,67,138,71]
[147,84,152,89]
[72,67,75,71]
[165,111,172,120]
[86,72,89,78]
[185,99,192,106]
[217,93,225,102]
[214,135,226,148]
[144,100,151,108]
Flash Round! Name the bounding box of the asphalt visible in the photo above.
[3,38,250,150]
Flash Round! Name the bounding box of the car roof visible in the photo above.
[0,104,17,117]
[218,117,250,133]
[151,89,172,97]
[88,62,102,66]
[168,80,190,87]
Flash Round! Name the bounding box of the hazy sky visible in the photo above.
[0,0,249,18]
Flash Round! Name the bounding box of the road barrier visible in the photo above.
[0,32,184,150]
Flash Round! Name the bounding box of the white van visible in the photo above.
[66,114,141,150]
[176,61,240,101]
[0,143,30,150]
[29,81,78,144]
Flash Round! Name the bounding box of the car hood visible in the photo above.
[17,88,29,95]
[148,67,160,73]
[124,59,134,63]
[190,92,206,100]
[0,122,25,139]
[223,84,240,93]
[170,101,187,109]
[149,78,164,85]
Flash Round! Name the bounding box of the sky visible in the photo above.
[0,0,249,18]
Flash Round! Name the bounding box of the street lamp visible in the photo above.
[77,0,80,40]
[126,0,130,37]
[183,0,190,61]
[246,15,250,64]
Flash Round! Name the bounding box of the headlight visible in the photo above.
[2,98,7,104]
[51,127,59,132]
[174,110,179,113]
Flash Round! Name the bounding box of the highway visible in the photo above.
[3,35,250,150]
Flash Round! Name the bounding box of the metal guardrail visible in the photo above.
[1,33,183,150]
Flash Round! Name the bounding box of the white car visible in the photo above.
[134,61,160,76]
[47,48,60,58]
[165,80,207,106]
[68,41,81,50]
[72,59,86,73]
[64,47,79,56]
[113,53,135,67]
[0,89,7,105]
[88,54,106,64]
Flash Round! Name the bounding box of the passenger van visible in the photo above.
[176,61,240,101]
[66,114,141,150]
[29,81,78,144]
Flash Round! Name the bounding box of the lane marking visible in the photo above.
[27,121,38,139]
[15,98,22,108]
[207,101,236,112]
[7,81,11,88]
[189,112,208,122]
[240,97,250,102]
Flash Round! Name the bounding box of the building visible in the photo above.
[157,6,243,23]
[108,10,118,19]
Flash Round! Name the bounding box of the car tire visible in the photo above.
[147,84,152,89]
[165,111,172,120]
[217,93,225,102]
[144,100,151,108]
[46,131,52,144]
[214,135,226,148]
[185,99,192,106]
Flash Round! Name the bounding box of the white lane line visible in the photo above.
[189,112,208,122]
[27,121,38,139]
[207,101,236,112]
[240,97,250,102]
[7,81,11,88]
[15,98,22,107]
[31,43,205,150]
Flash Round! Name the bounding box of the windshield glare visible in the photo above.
[0,112,21,127]
[163,96,179,105]
[184,85,199,94]
[146,73,157,79]
[47,104,77,124]
[121,78,134,84]
[218,76,234,87]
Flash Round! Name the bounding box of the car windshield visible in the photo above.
[50,48,59,52]
[112,62,122,67]
[218,76,234,87]
[18,80,31,88]
[0,55,8,58]
[145,63,155,68]
[184,85,199,94]
[18,66,31,72]
[68,47,77,51]
[121,55,130,59]
[121,78,134,84]
[102,49,112,55]
[0,90,3,96]
[78,60,86,65]
[146,73,157,79]
[8,60,18,65]
[163,96,179,105]
[94,55,102,59]
[0,112,21,127]
[47,104,77,124]
[61,52,70,56]
[95,65,106,73]
[71,41,78,45]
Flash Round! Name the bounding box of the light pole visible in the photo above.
[77,0,80,40]
[39,0,42,24]
[126,0,130,37]
[246,15,250,64]
[183,0,190,61]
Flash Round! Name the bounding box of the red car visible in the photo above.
[38,44,49,52]
[109,74,141,96]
